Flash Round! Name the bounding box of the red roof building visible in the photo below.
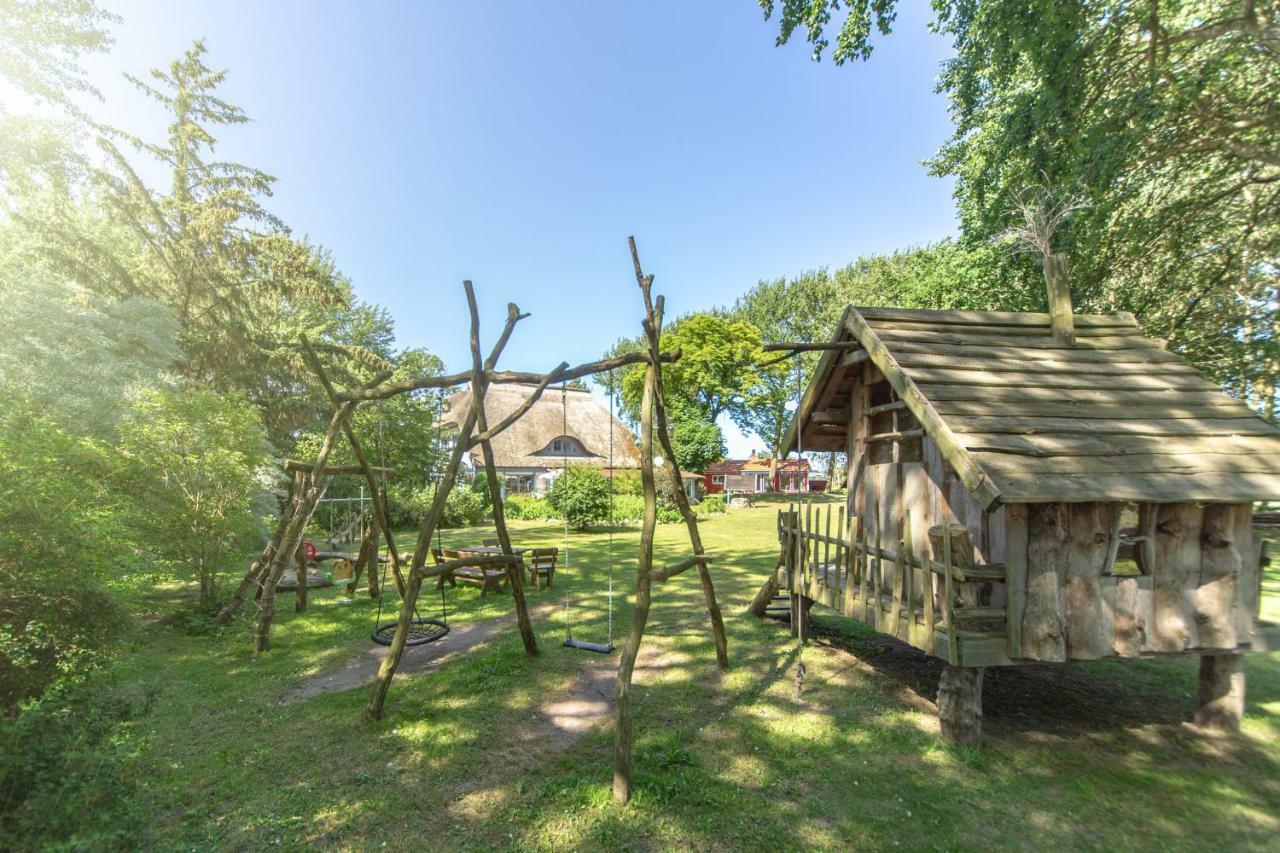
[704,453,810,494]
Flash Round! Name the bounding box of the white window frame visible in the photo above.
[711,474,726,486]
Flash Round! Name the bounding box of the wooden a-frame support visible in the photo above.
[612,236,729,804]
[213,247,729,801]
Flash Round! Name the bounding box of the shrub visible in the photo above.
[504,495,557,521]
[0,410,128,710]
[699,494,726,514]
[549,466,611,530]
[611,469,642,496]
[656,499,682,524]
[0,668,148,848]
[610,494,647,523]
[383,480,488,529]
[116,387,271,611]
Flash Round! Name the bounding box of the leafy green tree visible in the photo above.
[666,399,728,473]
[0,0,116,110]
[18,40,394,441]
[0,254,179,437]
[117,387,271,610]
[0,408,127,710]
[617,312,763,422]
[763,0,1280,414]
[549,465,612,530]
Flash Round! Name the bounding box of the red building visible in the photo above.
[704,454,810,494]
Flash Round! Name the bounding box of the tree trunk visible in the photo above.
[1194,653,1245,731]
[937,665,984,747]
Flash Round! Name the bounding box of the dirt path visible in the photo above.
[446,637,691,819]
[282,602,559,704]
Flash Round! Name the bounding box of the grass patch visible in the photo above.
[28,495,1280,850]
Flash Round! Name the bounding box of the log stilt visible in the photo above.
[789,593,814,639]
[1194,653,1245,731]
[937,664,984,747]
[746,561,782,617]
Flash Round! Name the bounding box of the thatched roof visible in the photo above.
[444,383,640,470]
[785,306,1280,507]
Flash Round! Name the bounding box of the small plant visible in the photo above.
[699,494,726,514]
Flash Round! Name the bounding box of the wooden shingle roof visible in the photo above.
[785,306,1280,508]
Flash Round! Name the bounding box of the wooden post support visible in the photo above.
[747,557,783,617]
[614,310,661,805]
[294,538,308,612]
[1194,653,1245,731]
[1043,252,1076,346]
[465,283,538,657]
[937,664,984,747]
[217,499,291,624]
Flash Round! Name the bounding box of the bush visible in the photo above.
[699,494,726,514]
[549,466,611,530]
[504,495,557,521]
[382,480,489,529]
[656,499,682,524]
[610,494,647,523]
[116,387,270,611]
[0,410,129,710]
[0,668,149,848]
[611,469,642,496]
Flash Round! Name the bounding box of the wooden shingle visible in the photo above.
[784,306,1280,507]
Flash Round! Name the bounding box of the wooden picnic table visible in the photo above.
[435,546,530,597]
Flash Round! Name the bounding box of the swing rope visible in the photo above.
[370,390,449,647]
[563,380,616,654]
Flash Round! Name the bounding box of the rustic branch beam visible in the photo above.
[335,351,680,402]
[651,555,712,583]
[466,362,568,448]
[299,338,408,597]
[283,459,396,476]
[366,284,524,721]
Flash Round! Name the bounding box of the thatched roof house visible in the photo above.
[443,383,639,495]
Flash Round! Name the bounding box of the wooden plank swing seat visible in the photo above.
[760,303,1279,749]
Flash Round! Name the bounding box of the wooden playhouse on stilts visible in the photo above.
[760,304,1277,744]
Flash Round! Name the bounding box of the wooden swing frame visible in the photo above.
[219,239,729,801]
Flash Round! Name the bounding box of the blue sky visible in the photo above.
[78,1,957,456]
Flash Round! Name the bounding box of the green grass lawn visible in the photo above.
[102,495,1279,851]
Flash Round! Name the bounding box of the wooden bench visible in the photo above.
[526,547,558,590]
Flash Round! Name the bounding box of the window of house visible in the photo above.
[711,474,726,486]
[540,435,589,457]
